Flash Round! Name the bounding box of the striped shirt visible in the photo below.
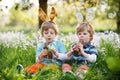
[71,42,98,66]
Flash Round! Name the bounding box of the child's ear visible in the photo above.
[90,36,93,41]
[49,7,56,22]
[39,8,48,22]
[41,34,44,37]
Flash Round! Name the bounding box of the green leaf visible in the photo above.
[106,57,120,73]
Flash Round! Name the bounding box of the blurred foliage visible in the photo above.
[84,39,120,80]
[8,4,38,28]
[0,0,117,34]
[100,39,120,74]
[0,45,35,69]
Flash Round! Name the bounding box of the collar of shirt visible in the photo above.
[83,42,91,49]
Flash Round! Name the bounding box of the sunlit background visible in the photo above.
[0,0,118,33]
[0,0,120,80]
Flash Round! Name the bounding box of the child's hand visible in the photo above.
[77,43,84,55]
[67,49,74,57]
[72,44,81,55]
[38,49,48,63]
[72,43,84,55]
[40,49,48,57]
[38,49,52,63]
[73,44,80,53]
[74,43,89,58]
[51,48,59,58]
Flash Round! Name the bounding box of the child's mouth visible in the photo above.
[48,38,51,40]
[80,39,84,43]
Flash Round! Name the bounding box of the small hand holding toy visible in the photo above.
[38,43,55,63]
[72,42,82,55]
[43,43,54,59]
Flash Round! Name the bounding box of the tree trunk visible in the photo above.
[117,18,120,34]
[117,0,120,34]
[38,0,48,29]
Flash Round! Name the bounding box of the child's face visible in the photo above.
[42,28,56,43]
[77,30,91,45]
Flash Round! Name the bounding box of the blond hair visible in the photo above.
[40,21,58,36]
[76,22,94,41]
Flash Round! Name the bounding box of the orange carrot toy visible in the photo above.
[24,63,45,75]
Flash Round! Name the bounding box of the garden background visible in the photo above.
[0,0,120,80]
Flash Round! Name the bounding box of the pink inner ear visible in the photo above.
[49,7,56,22]
[51,7,54,10]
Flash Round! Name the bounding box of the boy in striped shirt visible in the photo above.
[54,22,98,79]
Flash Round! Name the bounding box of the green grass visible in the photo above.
[0,38,120,80]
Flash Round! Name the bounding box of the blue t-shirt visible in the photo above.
[36,40,66,66]
[71,42,98,66]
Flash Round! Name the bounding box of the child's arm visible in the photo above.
[52,48,73,60]
[79,45,97,62]
[77,43,97,63]
[67,49,74,57]
[85,54,97,62]
[80,51,97,62]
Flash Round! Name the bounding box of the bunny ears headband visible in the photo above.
[39,7,56,22]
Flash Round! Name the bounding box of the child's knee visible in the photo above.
[62,64,72,73]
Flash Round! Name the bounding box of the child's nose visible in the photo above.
[48,33,51,35]
[48,33,51,36]
[80,34,84,37]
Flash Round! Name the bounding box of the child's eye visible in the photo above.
[45,32,48,34]
[83,33,87,35]
[50,32,54,34]
[78,33,81,35]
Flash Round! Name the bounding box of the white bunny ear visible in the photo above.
[75,8,83,23]
[86,8,95,21]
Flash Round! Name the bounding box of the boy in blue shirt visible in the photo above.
[17,7,66,75]
[36,7,66,66]
[36,21,66,66]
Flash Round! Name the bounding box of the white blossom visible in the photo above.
[108,12,116,19]
[0,31,120,50]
